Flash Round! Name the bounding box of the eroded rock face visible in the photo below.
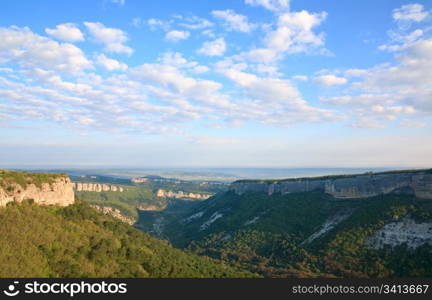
[156,189,212,200]
[366,217,432,249]
[91,205,135,225]
[229,170,432,199]
[0,177,75,207]
[74,183,124,193]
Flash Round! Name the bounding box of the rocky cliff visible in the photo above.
[156,189,212,200]
[0,170,75,207]
[73,182,124,193]
[91,205,135,225]
[229,169,432,199]
[366,216,432,249]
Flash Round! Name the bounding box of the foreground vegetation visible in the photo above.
[0,200,256,278]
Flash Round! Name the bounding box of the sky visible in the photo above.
[0,0,431,168]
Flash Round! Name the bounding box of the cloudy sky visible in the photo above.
[1,0,431,168]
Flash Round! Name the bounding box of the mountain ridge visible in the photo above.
[230,168,432,199]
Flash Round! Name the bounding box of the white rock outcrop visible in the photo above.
[74,182,124,193]
[0,176,75,207]
[156,189,212,200]
[366,216,432,249]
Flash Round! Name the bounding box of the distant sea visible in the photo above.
[5,166,416,182]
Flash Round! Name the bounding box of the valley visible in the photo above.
[136,169,432,277]
[2,168,432,278]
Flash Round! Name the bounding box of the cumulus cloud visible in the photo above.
[147,18,172,31]
[245,0,290,13]
[238,10,327,63]
[0,26,91,74]
[45,23,84,42]
[164,30,190,42]
[314,74,347,86]
[178,16,213,30]
[392,3,429,23]
[95,54,127,71]
[197,38,227,56]
[378,3,431,53]
[158,52,209,73]
[2,2,430,137]
[322,38,432,128]
[84,22,133,55]
[215,60,340,126]
[212,9,256,33]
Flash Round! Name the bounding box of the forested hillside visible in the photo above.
[0,199,256,278]
[138,191,432,278]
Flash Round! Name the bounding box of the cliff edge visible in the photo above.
[0,170,75,207]
[230,169,432,199]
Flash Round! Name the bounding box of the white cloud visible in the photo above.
[192,65,210,74]
[255,64,280,76]
[215,61,340,126]
[165,30,190,42]
[202,29,216,38]
[245,0,290,13]
[392,3,429,22]
[95,54,127,71]
[314,74,347,86]
[0,26,91,74]
[84,22,133,55]
[159,52,193,68]
[197,38,227,56]
[379,29,425,52]
[45,23,84,42]
[211,10,256,33]
[239,10,327,63]
[321,37,432,128]
[268,11,327,51]
[357,39,432,95]
[147,18,172,31]
[158,52,209,73]
[178,16,213,30]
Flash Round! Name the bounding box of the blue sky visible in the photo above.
[0,0,431,168]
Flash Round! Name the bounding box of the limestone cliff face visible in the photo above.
[91,205,135,225]
[156,189,212,200]
[73,182,124,193]
[366,216,432,249]
[229,170,432,199]
[0,176,75,207]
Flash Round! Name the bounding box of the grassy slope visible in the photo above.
[0,200,257,278]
